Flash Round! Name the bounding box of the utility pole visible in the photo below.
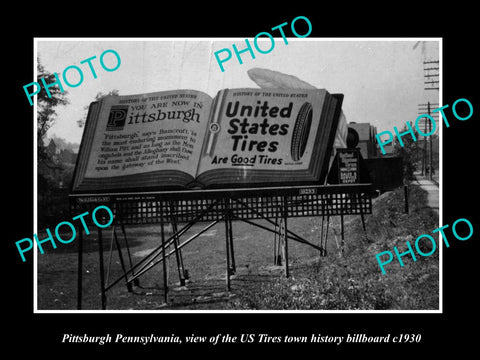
[428,102,433,180]
[418,102,438,177]
[421,58,439,179]
[424,60,439,180]
[413,42,439,180]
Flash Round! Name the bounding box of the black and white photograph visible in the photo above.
[6,8,478,354]
[33,38,441,312]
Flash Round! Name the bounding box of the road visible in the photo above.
[412,175,439,215]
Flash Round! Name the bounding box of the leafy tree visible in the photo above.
[36,59,70,226]
[393,124,421,181]
[77,90,119,128]
[37,61,69,134]
[37,59,69,162]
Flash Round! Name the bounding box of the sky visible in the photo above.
[36,38,440,145]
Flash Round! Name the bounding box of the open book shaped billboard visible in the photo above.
[71,88,343,193]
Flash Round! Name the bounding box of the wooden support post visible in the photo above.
[358,193,368,241]
[273,220,278,264]
[105,225,115,286]
[159,202,168,303]
[360,212,367,239]
[172,220,186,286]
[282,196,289,278]
[324,215,330,256]
[169,201,186,286]
[98,227,106,310]
[340,214,345,254]
[273,213,282,265]
[228,203,236,274]
[77,224,83,310]
[224,199,231,291]
[118,210,139,286]
[320,215,325,255]
[113,227,132,292]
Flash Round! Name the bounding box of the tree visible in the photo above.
[36,59,70,227]
[393,124,421,181]
[37,59,69,163]
[77,90,119,128]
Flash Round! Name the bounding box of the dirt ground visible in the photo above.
[37,215,326,310]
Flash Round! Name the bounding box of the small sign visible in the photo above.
[76,196,111,203]
[337,149,360,184]
[299,188,317,195]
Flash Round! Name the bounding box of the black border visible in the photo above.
[6,6,479,355]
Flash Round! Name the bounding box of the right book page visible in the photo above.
[195,88,341,188]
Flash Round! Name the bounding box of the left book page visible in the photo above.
[71,90,212,193]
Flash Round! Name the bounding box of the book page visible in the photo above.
[83,90,212,180]
[196,88,327,180]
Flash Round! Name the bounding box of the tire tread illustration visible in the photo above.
[291,102,313,161]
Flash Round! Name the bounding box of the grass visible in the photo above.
[226,184,439,310]
[36,184,439,311]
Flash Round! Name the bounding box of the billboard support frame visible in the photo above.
[70,183,372,310]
